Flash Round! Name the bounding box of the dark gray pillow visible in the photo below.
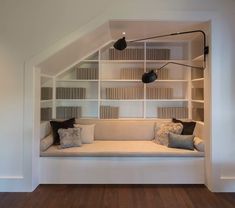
[168,132,194,150]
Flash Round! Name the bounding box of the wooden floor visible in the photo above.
[0,185,235,208]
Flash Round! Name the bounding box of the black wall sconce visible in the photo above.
[113,30,209,83]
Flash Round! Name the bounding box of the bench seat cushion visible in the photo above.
[40,141,204,157]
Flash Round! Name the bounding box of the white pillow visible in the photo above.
[74,124,95,144]
[40,134,54,152]
[194,137,205,152]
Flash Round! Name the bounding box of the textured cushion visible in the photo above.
[172,118,196,135]
[75,119,156,141]
[40,141,204,157]
[74,124,95,144]
[58,128,82,149]
[168,133,194,150]
[40,121,51,140]
[40,134,54,152]
[50,118,75,145]
[154,122,183,146]
[194,137,205,152]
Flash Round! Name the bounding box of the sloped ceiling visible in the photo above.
[39,22,111,75]
[39,20,207,76]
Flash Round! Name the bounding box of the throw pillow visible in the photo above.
[58,128,82,149]
[74,124,95,144]
[40,134,54,152]
[154,122,183,146]
[168,132,194,150]
[194,137,205,152]
[50,118,75,144]
[172,118,196,135]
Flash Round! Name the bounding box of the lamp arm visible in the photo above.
[156,61,204,72]
[129,30,208,66]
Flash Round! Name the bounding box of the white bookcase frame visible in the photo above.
[40,39,204,122]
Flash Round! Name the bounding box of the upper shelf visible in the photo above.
[56,79,99,82]
[192,78,204,82]
[192,55,204,61]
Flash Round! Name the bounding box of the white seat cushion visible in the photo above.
[40,140,204,157]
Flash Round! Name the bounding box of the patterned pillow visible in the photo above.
[58,128,82,149]
[154,122,183,146]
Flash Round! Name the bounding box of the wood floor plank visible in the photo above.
[0,185,235,208]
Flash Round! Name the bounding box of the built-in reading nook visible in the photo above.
[38,20,210,184]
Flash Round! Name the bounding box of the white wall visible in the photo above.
[1,0,235,191]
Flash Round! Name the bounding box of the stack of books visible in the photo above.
[56,106,82,119]
[146,88,173,99]
[56,88,86,99]
[76,67,98,80]
[120,68,144,80]
[109,48,144,60]
[41,108,52,121]
[41,87,53,100]
[100,106,119,119]
[146,48,170,60]
[157,107,188,119]
[105,87,144,99]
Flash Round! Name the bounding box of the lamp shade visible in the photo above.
[113,37,127,50]
[142,70,158,83]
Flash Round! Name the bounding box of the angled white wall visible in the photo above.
[1,0,235,192]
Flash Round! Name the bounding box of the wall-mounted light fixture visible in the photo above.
[113,30,209,83]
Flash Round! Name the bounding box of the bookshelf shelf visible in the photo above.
[101,99,144,102]
[146,99,188,102]
[191,100,204,103]
[154,80,188,82]
[101,79,142,82]
[101,60,145,63]
[192,54,204,61]
[56,99,98,102]
[146,60,189,63]
[56,79,99,82]
[40,99,53,103]
[191,78,204,82]
[81,60,99,62]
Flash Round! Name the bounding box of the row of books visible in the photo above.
[120,68,144,80]
[56,106,81,119]
[100,106,119,119]
[56,88,86,99]
[148,68,169,80]
[157,107,188,119]
[146,48,170,60]
[41,87,53,100]
[146,88,173,99]
[105,87,144,99]
[192,88,204,100]
[108,48,171,60]
[41,108,52,121]
[75,67,98,80]
[109,48,144,60]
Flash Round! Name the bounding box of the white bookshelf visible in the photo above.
[40,40,204,121]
